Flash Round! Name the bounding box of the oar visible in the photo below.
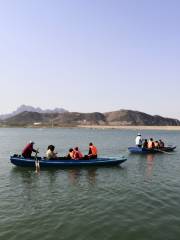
[35,148,40,173]
[155,148,174,155]
[143,147,174,155]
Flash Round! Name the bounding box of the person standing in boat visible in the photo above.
[22,141,38,158]
[135,133,143,147]
[88,142,98,159]
[46,145,57,160]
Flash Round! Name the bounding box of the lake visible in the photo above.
[0,128,180,240]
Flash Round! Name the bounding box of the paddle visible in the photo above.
[35,148,40,173]
[155,148,174,155]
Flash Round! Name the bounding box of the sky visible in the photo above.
[0,0,180,119]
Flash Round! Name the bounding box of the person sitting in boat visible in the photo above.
[154,141,160,149]
[142,139,148,148]
[73,147,84,160]
[46,145,57,160]
[22,141,38,158]
[135,133,143,147]
[148,138,155,149]
[159,139,165,148]
[88,142,98,159]
[67,148,75,159]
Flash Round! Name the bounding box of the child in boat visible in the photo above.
[73,147,83,160]
[46,145,57,160]
[67,148,75,159]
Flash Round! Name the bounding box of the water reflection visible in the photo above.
[10,166,98,190]
[68,167,97,185]
[87,168,97,185]
[68,169,81,184]
[146,154,155,178]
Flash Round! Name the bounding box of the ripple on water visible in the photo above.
[1,128,180,240]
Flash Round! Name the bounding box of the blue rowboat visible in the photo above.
[10,156,127,168]
[128,146,176,154]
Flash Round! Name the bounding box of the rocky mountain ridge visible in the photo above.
[0,105,68,120]
[0,109,179,127]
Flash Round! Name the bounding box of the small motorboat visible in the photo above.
[10,155,127,168]
[128,146,176,154]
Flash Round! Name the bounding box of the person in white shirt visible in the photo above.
[46,145,57,160]
[135,133,143,147]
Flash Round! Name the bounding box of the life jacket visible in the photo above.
[74,150,83,159]
[90,145,97,155]
[148,141,154,149]
[154,142,159,148]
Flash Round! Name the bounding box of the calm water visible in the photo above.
[0,128,180,240]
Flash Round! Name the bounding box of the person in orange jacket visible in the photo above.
[88,142,98,159]
[148,138,155,149]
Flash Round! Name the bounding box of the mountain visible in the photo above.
[0,109,179,127]
[53,112,106,126]
[104,110,180,126]
[0,111,106,127]
[0,105,68,120]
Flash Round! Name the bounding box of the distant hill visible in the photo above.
[104,110,180,126]
[0,105,68,120]
[0,109,179,127]
[0,111,106,127]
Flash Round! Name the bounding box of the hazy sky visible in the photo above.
[0,0,180,119]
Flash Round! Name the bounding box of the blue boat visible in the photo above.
[128,146,176,154]
[10,155,127,168]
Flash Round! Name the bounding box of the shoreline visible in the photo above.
[78,125,180,131]
[0,125,180,131]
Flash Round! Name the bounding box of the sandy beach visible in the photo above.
[78,125,180,131]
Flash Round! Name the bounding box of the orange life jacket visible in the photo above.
[90,145,97,155]
[148,141,154,149]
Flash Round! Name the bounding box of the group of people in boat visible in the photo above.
[22,141,98,160]
[135,133,165,149]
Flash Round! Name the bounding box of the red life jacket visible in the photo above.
[90,145,97,155]
[74,150,83,159]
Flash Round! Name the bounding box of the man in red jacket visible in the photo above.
[22,141,38,158]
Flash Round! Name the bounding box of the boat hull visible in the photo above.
[10,156,127,167]
[128,146,176,154]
